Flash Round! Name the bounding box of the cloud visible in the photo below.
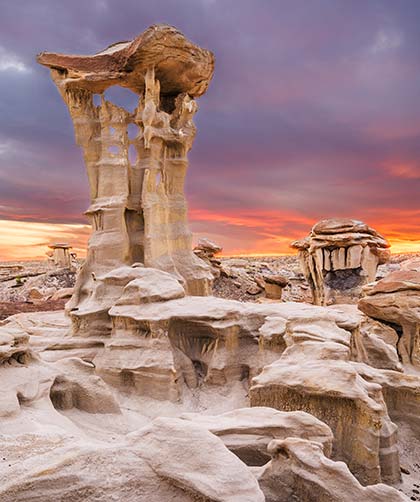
[385,162,420,179]
[0,46,30,73]
[0,142,11,155]
[370,29,403,54]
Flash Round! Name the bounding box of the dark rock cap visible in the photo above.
[37,24,215,96]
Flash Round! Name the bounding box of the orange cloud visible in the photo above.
[1,205,419,263]
[385,162,420,179]
[190,207,420,255]
[0,220,89,261]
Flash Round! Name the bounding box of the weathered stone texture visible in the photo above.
[291,218,390,305]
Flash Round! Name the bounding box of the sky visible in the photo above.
[0,0,419,260]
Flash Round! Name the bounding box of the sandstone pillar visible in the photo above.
[37,25,214,314]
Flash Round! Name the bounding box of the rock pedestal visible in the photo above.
[48,243,72,268]
[37,25,214,319]
[263,274,288,300]
[291,219,390,305]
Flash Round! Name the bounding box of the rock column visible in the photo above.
[37,25,215,316]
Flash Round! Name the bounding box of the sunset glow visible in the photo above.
[1,205,418,262]
[0,220,89,261]
[0,1,419,261]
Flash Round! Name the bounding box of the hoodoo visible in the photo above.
[37,25,214,322]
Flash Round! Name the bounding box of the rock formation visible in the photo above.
[181,407,334,466]
[248,302,420,490]
[255,438,407,502]
[37,25,214,326]
[193,237,223,260]
[359,270,420,368]
[194,237,223,277]
[47,242,73,268]
[0,417,265,502]
[2,296,415,499]
[291,218,390,305]
[263,274,289,300]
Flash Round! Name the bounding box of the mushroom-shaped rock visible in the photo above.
[263,274,289,300]
[48,242,72,268]
[358,270,420,367]
[38,25,214,341]
[291,218,390,305]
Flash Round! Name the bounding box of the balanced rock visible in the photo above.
[47,242,72,268]
[38,25,214,339]
[263,274,289,300]
[291,218,390,305]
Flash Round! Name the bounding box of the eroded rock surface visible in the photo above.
[181,407,333,466]
[256,438,407,502]
[250,303,420,487]
[359,270,420,368]
[0,418,264,502]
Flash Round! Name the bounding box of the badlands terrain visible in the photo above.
[1,23,419,502]
[1,251,419,318]
[1,248,420,501]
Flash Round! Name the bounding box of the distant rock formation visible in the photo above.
[291,218,390,305]
[37,25,214,322]
[47,242,73,268]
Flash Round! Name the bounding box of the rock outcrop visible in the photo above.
[291,218,390,305]
[256,437,407,502]
[359,270,420,368]
[193,237,223,260]
[47,242,73,268]
[0,418,265,502]
[249,304,420,486]
[194,237,223,278]
[263,274,289,300]
[181,407,333,466]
